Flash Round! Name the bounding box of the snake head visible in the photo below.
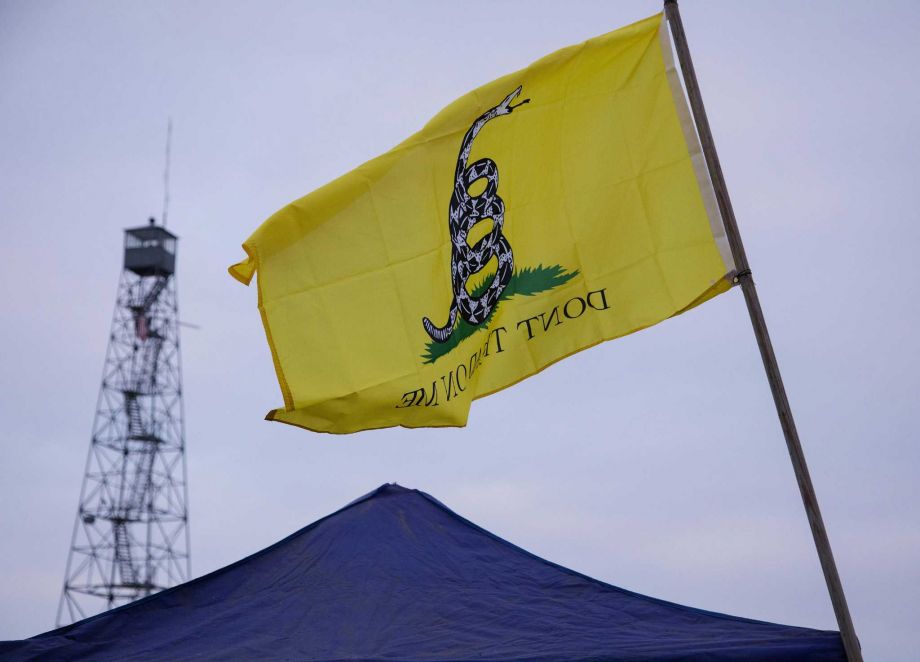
[497,86,530,115]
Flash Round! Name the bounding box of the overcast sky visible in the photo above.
[1,1,918,659]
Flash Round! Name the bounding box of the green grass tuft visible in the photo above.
[421,264,578,364]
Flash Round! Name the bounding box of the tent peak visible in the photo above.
[346,481,415,506]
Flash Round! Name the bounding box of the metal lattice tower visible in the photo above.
[57,219,190,626]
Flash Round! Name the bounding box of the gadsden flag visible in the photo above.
[230,13,735,434]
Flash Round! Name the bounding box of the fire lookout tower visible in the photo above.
[57,218,190,626]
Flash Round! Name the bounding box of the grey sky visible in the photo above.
[1,1,917,659]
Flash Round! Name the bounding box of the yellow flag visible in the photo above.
[230,13,735,434]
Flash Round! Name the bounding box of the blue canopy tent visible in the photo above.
[2,484,845,661]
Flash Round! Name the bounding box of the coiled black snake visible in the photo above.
[423,86,529,343]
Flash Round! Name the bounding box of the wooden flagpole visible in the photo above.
[662,1,862,660]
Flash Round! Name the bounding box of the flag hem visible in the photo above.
[228,243,257,286]
[659,18,736,275]
[248,244,296,411]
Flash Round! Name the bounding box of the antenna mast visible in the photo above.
[162,119,172,228]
